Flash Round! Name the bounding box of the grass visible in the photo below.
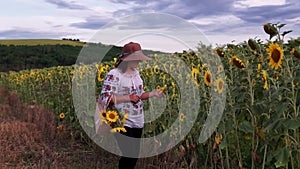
[0,87,198,169]
[0,39,86,46]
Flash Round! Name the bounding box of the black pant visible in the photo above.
[116,126,143,169]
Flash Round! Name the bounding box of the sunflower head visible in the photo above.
[217,65,223,74]
[248,39,260,51]
[257,64,261,72]
[262,70,268,81]
[266,43,284,70]
[111,127,127,133]
[215,133,223,145]
[59,113,65,119]
[202,63,208,71]
[214,77,225,94]
[291,48,300,59]
[121,113,128,123]
[263,23,278,37]
[204,70,212,87]
[273,73,279,81]
[192,68,200,86]
[179,113,185,122]
[100,111,106,119]
[106,110,119,123]
[261,70,269,90]
[230,56,246,69]
[153,65,159,74]
[215,48,226,57]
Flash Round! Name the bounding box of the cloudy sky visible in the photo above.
[0,0,299,52]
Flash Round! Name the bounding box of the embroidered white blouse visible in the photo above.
[100,68,145,128]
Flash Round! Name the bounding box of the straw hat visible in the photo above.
[119,42,151,61]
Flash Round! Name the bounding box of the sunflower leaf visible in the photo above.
[275,147,289,168]
[265,119,281,131]
[238,121,253,134]
[219,137,227,149]
[282,118,300,130]
[277,23,286,29]
[281,30,293,37]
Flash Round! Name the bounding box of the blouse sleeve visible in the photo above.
[99,69,119,105]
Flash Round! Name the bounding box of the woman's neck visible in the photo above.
[125,68,136,74]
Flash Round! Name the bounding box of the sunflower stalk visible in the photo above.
[227,63,243,168]
[289,58,300,168]
[233,107,243,168]
[218,147,225,169]
[284,52,300,168]
[222,122,230,169]
[262,145,268,169]
[246,67,257,169]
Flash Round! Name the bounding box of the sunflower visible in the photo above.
[111,127,127,133]
[97,64,106,82]
[204,70,212,87]
[202,63,208,71]
[179,113,185,122]
[248,39,259,51]
[160,84,167,93]
[121,113,128,123]
[106,110,119,123]
[230,56,245,69]
[215,48,226,57]
[257,64,261,72]
[266,43,284,70]
[171,81,176,90]
[263,23,278,36]
[59,113,65,119]
[100,111,106,119]
[217,65,223,74]
[215,133,223,145]
[273,73,278,81]
[291,48,300,59]
[153,65,159,74]
[157,84,167,93]
[214,77,225,94]
[262,70,269,90]
[192,67,200,86]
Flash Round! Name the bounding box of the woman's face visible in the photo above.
[127,60,141,70]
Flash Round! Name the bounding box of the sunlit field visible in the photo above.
[0,39,85,46]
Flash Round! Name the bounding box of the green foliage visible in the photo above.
[0,40,165,72]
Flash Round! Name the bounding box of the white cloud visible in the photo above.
[189,15,244,26]
[286,16,300,22]
[234,0,286,8]
[0,16,82,30]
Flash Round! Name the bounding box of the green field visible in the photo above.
[0,39,85,46]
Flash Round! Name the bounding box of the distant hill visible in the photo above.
[0,39,85,46]
[0,39,168,72]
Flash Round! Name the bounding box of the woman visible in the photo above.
[100,42,164,169]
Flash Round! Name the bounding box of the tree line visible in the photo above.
[0,44,122,72]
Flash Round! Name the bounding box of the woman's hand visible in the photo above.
[140,89,165,100]
[151,89,165,98]
[129,94,141,103]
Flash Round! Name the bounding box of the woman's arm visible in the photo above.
[110,94,141,104]
[140,89,164,100]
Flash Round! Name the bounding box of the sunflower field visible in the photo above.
[1,23,300,168]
